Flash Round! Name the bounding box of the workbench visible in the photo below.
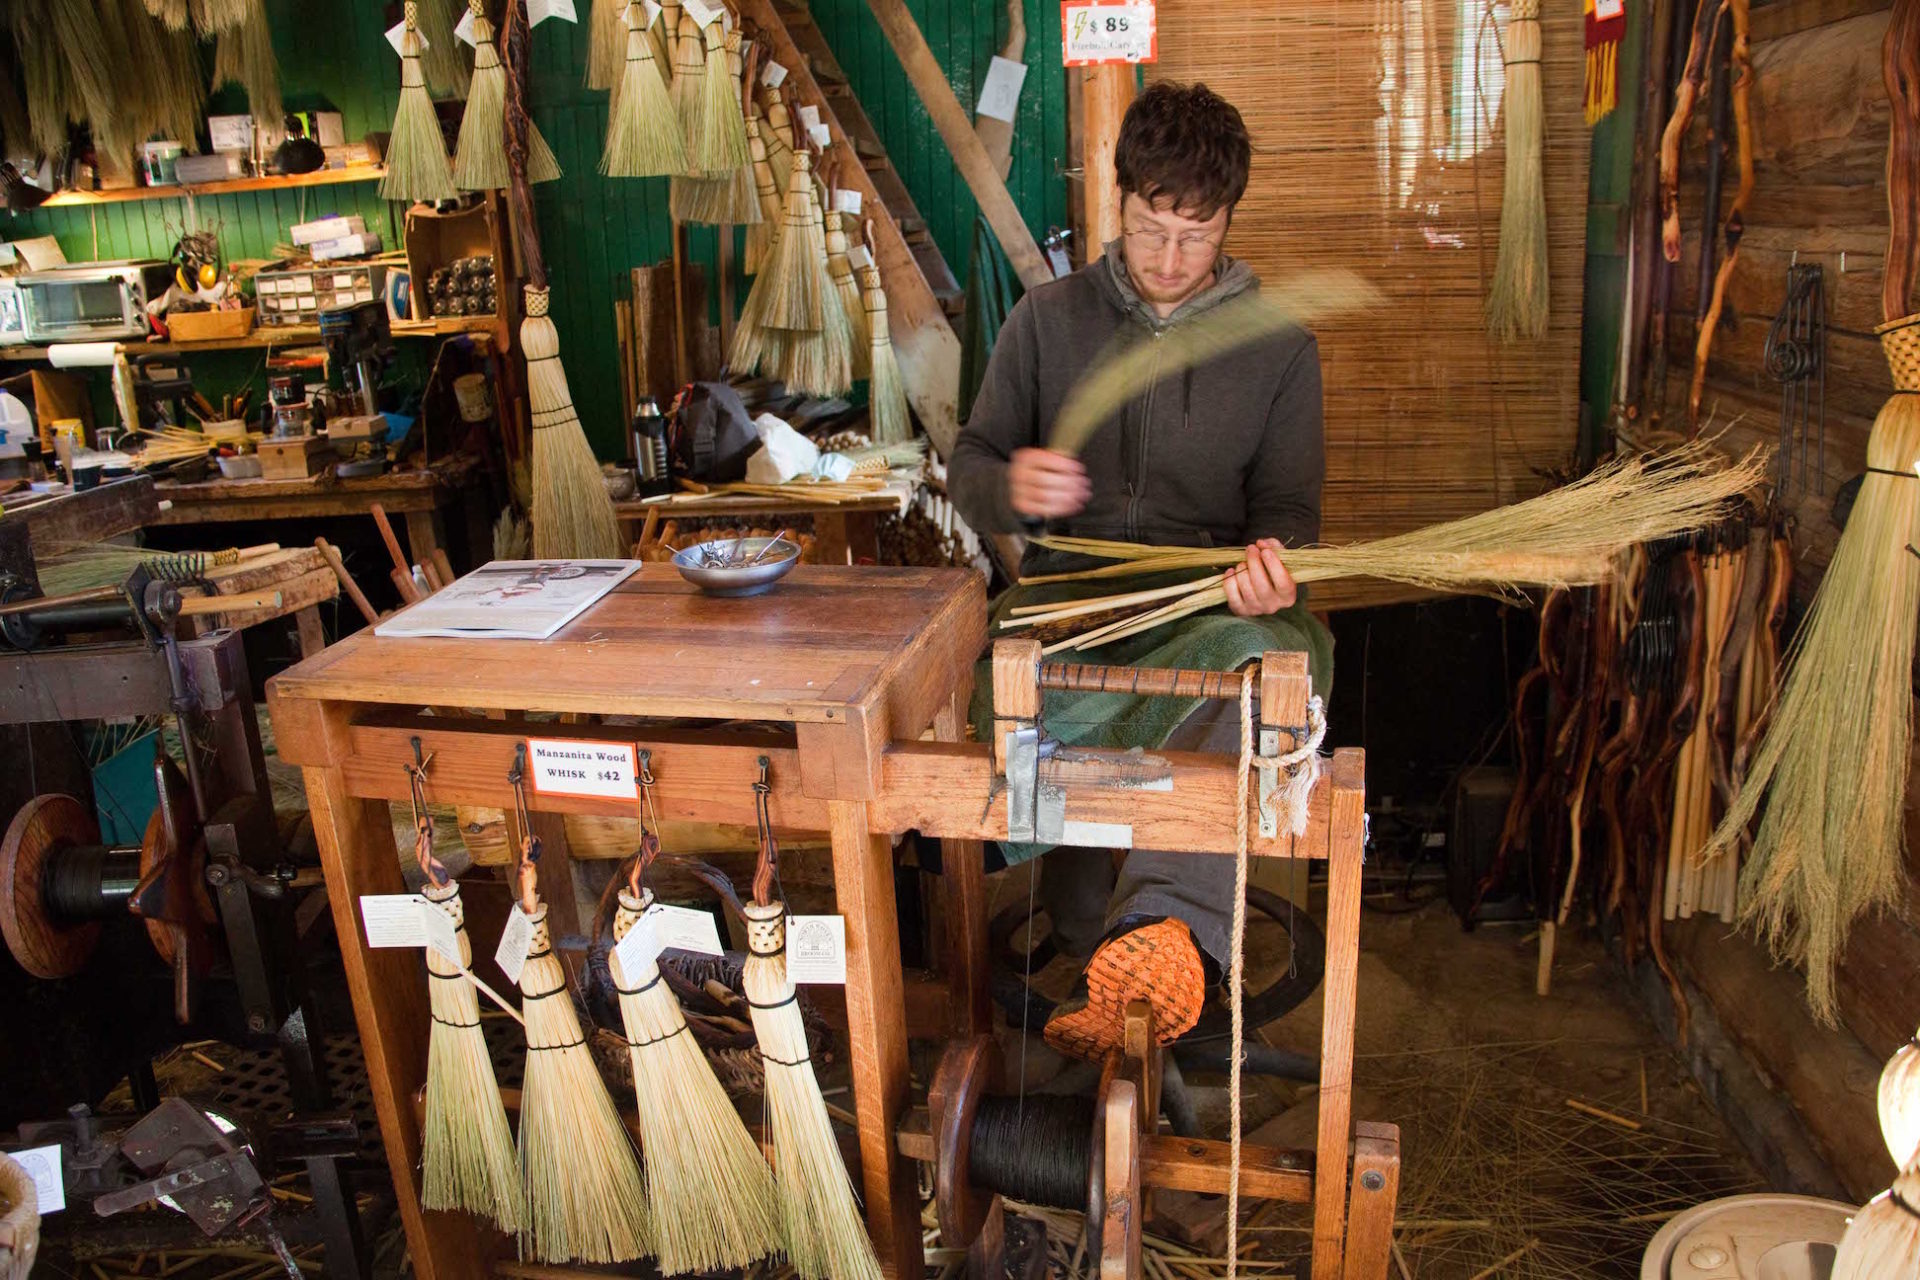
[176,547,341,659]
[266,564,1391,1280]
[614,491,899,564]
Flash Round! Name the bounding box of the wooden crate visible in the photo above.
[256,435,333,480]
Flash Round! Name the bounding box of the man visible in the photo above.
[949,81,1331,1061]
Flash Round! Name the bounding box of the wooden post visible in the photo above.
[990,638,1042,775]
[934,684,992,1038]
[1081,65,1134,254]
[1342,1121,1402,1280]
[1311,749,1367,1280]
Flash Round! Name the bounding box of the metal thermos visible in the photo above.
[631,396,671,497]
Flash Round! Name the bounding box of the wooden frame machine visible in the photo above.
[266,565,1398,1280]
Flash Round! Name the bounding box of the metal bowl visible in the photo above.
[671,537,801,597]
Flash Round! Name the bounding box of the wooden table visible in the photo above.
[614,491,900,563]
[154,455,491,573]
[267,566,1389,1280]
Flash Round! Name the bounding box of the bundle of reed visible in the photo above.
[659,476,889,506]
[824,209,869,376]
[1664,544,1746,923]
[1046,270,1381,456]
[210,0,281,138]
[1880,1026,1920,1169]
[609,840,781,1273]
[35,540,279,596]
[456,0,563,190]
[417,0,471,99]
[601,0,685,178]
[1486,0,1548,341]
[587,0,625,90]
[860,260,911,445]
[743,110,783,272]
[1833,1166,1920,1279]
[1007,442,1769,653]
[380,1,458,205]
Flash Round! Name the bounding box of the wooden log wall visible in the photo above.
[1656,0,1920,1184]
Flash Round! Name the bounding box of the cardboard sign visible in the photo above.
[527,738,638,800]
[1061,1,1157,65]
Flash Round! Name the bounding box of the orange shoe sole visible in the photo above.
[1042,918,1207,1061]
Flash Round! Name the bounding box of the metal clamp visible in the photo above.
[1257,725,1282,839]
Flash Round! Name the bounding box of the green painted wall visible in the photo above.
[4,1,1064,457]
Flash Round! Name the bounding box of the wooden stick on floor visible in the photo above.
[316,538,381,625]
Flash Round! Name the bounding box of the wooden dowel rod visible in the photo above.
[315,537,380,625]
[177,590,283,616]
[1039,661,1244,701]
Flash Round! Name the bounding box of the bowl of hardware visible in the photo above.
[671,535,800,597]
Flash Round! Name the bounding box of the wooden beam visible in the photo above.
[862,0,1053,289]
[1081,66,1134,253]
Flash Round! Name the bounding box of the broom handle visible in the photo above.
[500,0,548,290]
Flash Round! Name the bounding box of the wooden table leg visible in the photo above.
[814,512,851,565]
[303,764,493,1280]
[1342,1121,1401,1280]
[846,511,882,563]
[933,686,991,1038]
[1311,751,1367,1280]
[403,508,444,569]
[828,799,925,1280]
[295,605,327,658]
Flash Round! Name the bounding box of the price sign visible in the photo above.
[1061,1,1157,66]
[526,738,638,800]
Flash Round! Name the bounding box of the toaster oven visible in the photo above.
[17,260,172,343]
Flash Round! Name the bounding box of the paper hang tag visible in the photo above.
[361,894,429,948]
[847,244,873,270]
[495,905,534,984]
[975,55,1029,123]
[761,60,789,87]
[419,899,462,963]
[786,914,847,984]
[808,123,833,149]
[648,902,724,955]
[14,1144,64,1214]
[454,7,478,45]
[384,19,423,55]
[797,103,821,129]
[682,0,720,25]
[1060,1,1158,66]
[642,0,663,27]
[833,189,862,215]
[613,911,664,980]
[527,737,638,800]
[528,0,578,25]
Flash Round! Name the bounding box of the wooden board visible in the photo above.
[41,164,385,208]
[0,476,159,549]
[151,457,480,524]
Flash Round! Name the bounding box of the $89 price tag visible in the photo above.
[1060,1,1157,66]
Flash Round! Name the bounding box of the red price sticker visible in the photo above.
[1061,1,1157,66]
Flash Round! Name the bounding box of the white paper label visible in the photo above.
[529,0,578,24]
[833,189,863,215]
[13,1145,63,1214]
[455,7,478,45]
[761,60,789,87]
[798,104,821,129]
[1594,0,1625,17]
[361,894,429,948]
[642,0,663,26]
[649,902,724,954]
[527,738,638,800]
[1061,1,1157,65]
[385,19,424,55]
[495,905,534,983]
[976,55,1029,122]
[786,915,846,984]
[682,0,719,25]
[808,122,833,149]
[419,899,462,962]
[613,911,665,978]
[848,244,873,269]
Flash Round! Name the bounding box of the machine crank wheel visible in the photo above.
[0,794,102,978]
[137,755,214,967]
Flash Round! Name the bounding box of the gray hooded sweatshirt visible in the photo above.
[948,238,1324,579]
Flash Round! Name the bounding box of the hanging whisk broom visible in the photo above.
[774,168,854,396]
[458,0,562,190]
[209,0,280,134]
[861,257,910,445]
[824,205,869,377]
[740,761,885,1280]
[500,0,620,559]
[669,9,709,168]
[602,0,686,178]
[608,773,781,1274]
[417,0,471,99]
[759,81,795,196]
[744,108,782,273]
[509,759,651,1263]
[410,755,523,1232]
[1486,0,1548,340]
[587,0,625,90]
[381,1,459,205]
[731,144,822,376]
[693,17,750,174]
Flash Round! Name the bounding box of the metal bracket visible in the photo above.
[1004,727,1040,842]
[1256,726,1281,839]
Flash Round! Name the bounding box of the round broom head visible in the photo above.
[602,2,687,178]
[517,903,652,1264]
[612,892,781,1273]
[741,902,885,1280]
[1833,1166,1920,1280]
[1486,0,1548,341]
[524,287,625,560]
[587,0,625,91]
[825,212,870,375]
[420,881,524,1232]
[1880,1034,1920,1170]
[380,3,458,204]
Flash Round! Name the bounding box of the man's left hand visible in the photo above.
[1223,539,1297,617]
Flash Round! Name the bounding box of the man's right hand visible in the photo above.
[1008,448,1091,520]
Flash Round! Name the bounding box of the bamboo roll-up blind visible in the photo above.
[1151,0,1591,542]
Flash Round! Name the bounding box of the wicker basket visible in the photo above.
[168,306,256,343]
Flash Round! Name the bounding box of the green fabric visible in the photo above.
[970,572,1334,864]
[958,215,1024,424]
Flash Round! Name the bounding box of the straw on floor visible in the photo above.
[1486,0,1548,340]
[380,1,458,204]
[600,0,685,178]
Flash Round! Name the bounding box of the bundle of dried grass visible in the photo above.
[860,261,911,445]
[691,20,750,173]
[824,210,869,376]
[611,878,781,1273]
[1486,0,1548,341]
[416,0,471,99]
[210,0,281,138]
[1009,442,1769,653]
[22,0,121,158]
[603,0,685,177]
[114,0,206,149]
[380,1,458,205]
[668,10,708,168]
[456,0,562,190]
[493,506,532,561]
[1833,1167,1920,1279]
[587,0,625,90]
[1704,318,1920,1021]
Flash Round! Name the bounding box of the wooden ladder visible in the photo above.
[738,0,968,455]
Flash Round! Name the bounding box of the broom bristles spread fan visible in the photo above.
[776,175,854,397]
[693,20,751,174]
[381,0,459,204]
[601,0,686,178]
[611,890,782,1274]
[456,0,563,190]
[669,11,710,167]
[1487,0,1549,341]
[731,148,824,377]
[525,286,625,559]
[742,902,886,1280]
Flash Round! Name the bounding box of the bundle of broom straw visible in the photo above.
[775,163,855,396]
[587,0,625,90]
[417,0,471,99]
[381,1,458,204]
[209,0,281,134]
[744,109,783,272]
[825,207,869,376]
[601,0,685,178]
[1007,442,1770,653]
[457,0,563,190]
[610,848,782,1273]
[732,147,822,377]
[1486,0,1548,341]
[860,258,911,445]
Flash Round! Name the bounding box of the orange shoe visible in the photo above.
[1042,918,1207,1061]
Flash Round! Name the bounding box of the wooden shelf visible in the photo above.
[39,165,387,208]
[0,315,498,362]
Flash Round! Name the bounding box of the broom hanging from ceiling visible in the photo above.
[456,0,561,191]
[381,1,458,204]
[669,30,762,223]
[210,0,281,140]
[416,0,471,99]
[587,0,625,90]
[773,151,855,397]
[1834,1016,1920,1277]
[824,196,869,378]
[743,104,782,273]
[600,0,685,178]
[860,253,911,446]
[502,0,622,559]
[607,763,782,1275]
[1486,0,1548,341]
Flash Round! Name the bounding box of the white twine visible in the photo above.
[1252,694,1328,838]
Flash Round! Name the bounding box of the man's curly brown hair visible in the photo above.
[1113,81,1251,220]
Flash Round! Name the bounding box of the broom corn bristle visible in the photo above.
[775,180,853,396]
[612,893,782,1274]
[416,0,471,99]
[742,904,886,1280]
[587,0,625,90]
[524,287,625,560]
[1486,0,1549,341]
[420,882,524,1232]
[602,0,687,178]
[381,2,458,204]
[669,12,708,172]
[825,212,870,377]
[763,152,826,331]
[209,0,280,136]
[861,264,911,445]
[517,904,652,1263]
[689,23,750,174]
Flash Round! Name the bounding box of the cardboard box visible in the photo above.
[404,202,501,323]
[290,214,366,247]
[208,114,254,152]
[257,436,334,480]
[311,233,383,261]
[0,369,93,449]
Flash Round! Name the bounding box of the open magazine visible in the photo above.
[373,560,641,640]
